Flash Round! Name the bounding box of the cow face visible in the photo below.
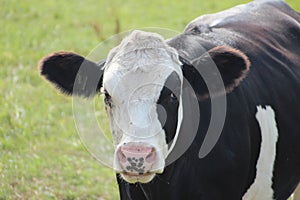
[39,30,250,184]
[102,31,183,183]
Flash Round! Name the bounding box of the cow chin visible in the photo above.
[120,172,156,184]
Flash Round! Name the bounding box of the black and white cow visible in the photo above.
[39,0,300,199]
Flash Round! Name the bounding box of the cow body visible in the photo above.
[117,1,300,199]
[39,0,300,199]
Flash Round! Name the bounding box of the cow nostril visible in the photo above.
[145,148,156,163]
[118,151,127,163]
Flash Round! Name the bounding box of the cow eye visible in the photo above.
[169,92,178,102]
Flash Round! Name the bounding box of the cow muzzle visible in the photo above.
[115,142,163,183]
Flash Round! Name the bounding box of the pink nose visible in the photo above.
[117,143,156,175]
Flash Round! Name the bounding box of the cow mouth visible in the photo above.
[120,172,156,183]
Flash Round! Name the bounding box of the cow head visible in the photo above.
[39,30,250,183]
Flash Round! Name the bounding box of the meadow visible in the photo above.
[1,0,299,199]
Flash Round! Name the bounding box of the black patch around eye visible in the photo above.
[169,92,178,102]
[156,72,181,145]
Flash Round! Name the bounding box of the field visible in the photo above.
[1,0,299,199]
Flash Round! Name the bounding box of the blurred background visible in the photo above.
[1,0,299,199]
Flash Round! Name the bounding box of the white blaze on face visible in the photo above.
[102,30,183,174]
[243,106,279,200]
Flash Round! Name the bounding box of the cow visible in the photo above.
[38,0,300,199]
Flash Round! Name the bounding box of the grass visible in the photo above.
[1,0,299,199]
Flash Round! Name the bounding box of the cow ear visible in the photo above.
[38,51,105,97]
[181,46,250,100]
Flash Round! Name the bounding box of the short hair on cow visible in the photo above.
[104,30,182,73]
[38,0,300,199]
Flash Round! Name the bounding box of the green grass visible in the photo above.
[1,0,299,199]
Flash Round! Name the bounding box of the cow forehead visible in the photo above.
[104,63,180,103]
[102,30,183,102]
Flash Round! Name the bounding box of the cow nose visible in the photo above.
[117,143,156,175]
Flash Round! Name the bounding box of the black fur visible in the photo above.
[39,52,104,97]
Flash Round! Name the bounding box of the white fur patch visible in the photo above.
[102,30,184,173]
[243,106,279,200]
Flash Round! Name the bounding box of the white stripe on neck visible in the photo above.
[243,106,279,200]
